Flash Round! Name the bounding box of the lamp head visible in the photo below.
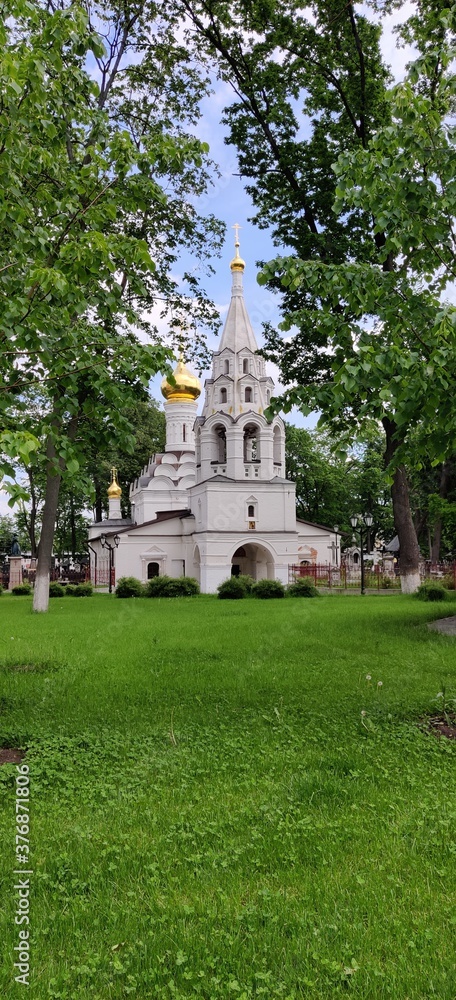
[364,513,374,528]
[350,515,358,529]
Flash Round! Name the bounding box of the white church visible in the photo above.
[88,236,337,591]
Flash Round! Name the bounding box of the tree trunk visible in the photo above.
[33,414,78,613]
[383,417,421,593]
[430,461,451,563]
[95,479,103,523]
[28,469,38,558]
[22,469,39,557]
[33,436,62,612]
[70,497,77,559]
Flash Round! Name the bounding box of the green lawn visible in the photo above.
[0,593,455,999]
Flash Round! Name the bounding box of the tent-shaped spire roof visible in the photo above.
[218,227,259,355]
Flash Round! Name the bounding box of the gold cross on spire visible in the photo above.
[230,223,245,273]
[232,222,242,247]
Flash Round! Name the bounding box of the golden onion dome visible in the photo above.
[230,223,245,272]
[161,358,201,403]
[107,467,122,499]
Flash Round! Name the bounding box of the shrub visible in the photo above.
[415,581,448,602]
[252,578,285,599]
[162,576,200,597]
[441,573,455,591]
[217,577,246,599]
[65,585,77,596]
[145,575,200,597]
[145,575,173,597]
[11,583,32,595]
[49,582,65,598]
[73,582,93,597]
[115,576,145,598]
[236,574,255,594]
[0,584,3,596]
[287,576,320,598]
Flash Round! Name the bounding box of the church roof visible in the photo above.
[92,509,193,538]
[296,517,337,533]
[218,240,258,356]
[218,289,258,355]
[91,517,132,528]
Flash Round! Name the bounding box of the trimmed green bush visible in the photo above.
[415,581,448,602]
[217,577,246,599]
[73,582,93,597]
[251,578,285,599]
[115,576,145,598]
[11,583,32,595]
[236,574,255,594]
[146,576,200,597]
[0,584,3,596]
[49,582,66,598]
[145,575,173,597]
[163,576,199,597]
[287,576,320,598]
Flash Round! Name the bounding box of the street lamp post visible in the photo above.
[350,514,374,595]
[87,542,98,587]
[100,533,120,593]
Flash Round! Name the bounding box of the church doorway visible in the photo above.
[231,543,274,581]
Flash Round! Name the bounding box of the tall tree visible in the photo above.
[258,7,456,587]
[182,0,454,590]
[0,0,223,610]
[285,423,394,543]
[87,396,166,522]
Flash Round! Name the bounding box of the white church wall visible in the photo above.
[189,480,297,534]
[114,517,196,583]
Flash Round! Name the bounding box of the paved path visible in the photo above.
[428,615,456,636]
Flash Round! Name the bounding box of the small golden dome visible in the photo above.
[161,358,201,403]
[107,467,122,498]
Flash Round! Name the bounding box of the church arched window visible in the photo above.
[195,428,201,466]
[248,504,255,518]
[220,387,227,404]
[243,424,259,462]
[273,425,282,465]
[245,387,252,403]
[224,360,229,374]
[147,562,159,579]
[213,424,226,463]
[243,358,249,374]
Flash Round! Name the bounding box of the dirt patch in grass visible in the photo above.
[423,714,456,740]
[0,747,26,765]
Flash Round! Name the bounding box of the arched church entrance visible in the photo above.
[231,543,274,581]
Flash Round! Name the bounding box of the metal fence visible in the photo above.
[288,562,456,590]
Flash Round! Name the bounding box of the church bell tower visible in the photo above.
[196,227,285,483]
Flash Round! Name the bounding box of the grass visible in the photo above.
[0,592,455,999]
